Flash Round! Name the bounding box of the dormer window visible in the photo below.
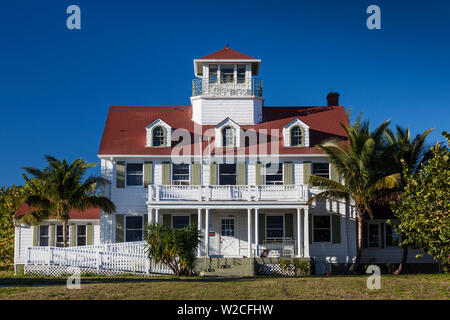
[146,118,171,148]
[283,118,310,147]
[152,126,166,147]
[222,126,235,147]
[290,126,303,146]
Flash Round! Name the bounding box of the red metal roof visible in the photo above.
[15,203,100,220]
[199,45,258,60]
[98,105,349,156]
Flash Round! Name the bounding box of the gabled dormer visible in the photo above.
[146,118,172,147]
[215,118,241,148]
[283,118,310,147]
[191,45,263,125]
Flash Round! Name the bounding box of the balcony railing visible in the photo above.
[192,78,263,97]
[148,184,307,202]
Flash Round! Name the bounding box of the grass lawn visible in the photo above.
[0,271,448,300]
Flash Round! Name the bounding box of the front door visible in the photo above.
[219,217,238,256]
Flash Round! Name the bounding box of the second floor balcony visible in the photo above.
[192,78,263,97]
[148,184,308,203]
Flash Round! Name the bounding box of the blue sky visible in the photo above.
[0,0,449,186]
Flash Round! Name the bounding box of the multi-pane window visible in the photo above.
[39,225,49,246]
[126,163,143,186]
[221,218,235,236]
[172,164,190,185]
[219,164,237,185]
[313,216,331,242]
[220,65,234,83]
[56,225,69,247]
[266,216,284,239]
[265,163,283,185]
[152,126,165,147]
[209,64,218,83]
[222,126,235,147]
[368,224,380,248]
[290,126,303,146]
[172,216,190,229]
[312,163,330,179]
[386,224,401,247]
[125,216,143,242]
[77,225,87,246]
[237,65,246,83]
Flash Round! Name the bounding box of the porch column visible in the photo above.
[155,208,160,224]
[147,207,154,225]
[254,208,259,257]
[247,208,252,257]
[205,208,210,257]
[197,208,202,257]
[297,208,303,257]
[303,207,310,257]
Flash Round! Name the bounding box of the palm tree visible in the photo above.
[307,119,401,272]
[384,126,432,274]
[18,155,116,247]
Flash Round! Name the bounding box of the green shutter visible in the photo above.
[303,161,311,185]
[210,163,217,185]
[116,161,125,188]
[69,224,76,247]
[255,162,263,185]
[283,162,293,185]
[380,223,385,248]
[115,215,124,243]
[331,214,341,243]
[330,164,340,182]
[87,224,93,245]
[162,162,171,185]
[144,161,153,187]
[308,214,312,244]
[192,163,201,185]
[285,213,293,239]
[33,225,39,246]
[362,222,368,248]
[258,213,265,242]
[163,214,171,227]
[49,224,55,246]
[237,163,246,185]
[191,214,198,227]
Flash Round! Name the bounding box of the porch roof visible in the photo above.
[15,203,101,220]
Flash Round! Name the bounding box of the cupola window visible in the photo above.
[209,64,218,83]
[220,65,234,83]
[237,65,246,83]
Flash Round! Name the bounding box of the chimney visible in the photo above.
[327,92,339,106]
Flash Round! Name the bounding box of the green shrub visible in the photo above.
[279,258,310,276]
[144,223,201,276]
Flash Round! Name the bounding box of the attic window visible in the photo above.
[290,126,303,146]
[222,126,235,147]
[152,126,165,147]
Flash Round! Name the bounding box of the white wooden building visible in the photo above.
[14,46,437,275]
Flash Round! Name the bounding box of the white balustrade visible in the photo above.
[149,184,308,202]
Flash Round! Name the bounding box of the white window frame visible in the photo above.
[312,213,332,244]
[171,214,191,229]
[76,225,87,246]
[264,162,284,185]
[125,161,144,187]
[56,224,70,247]
[39,225,50,247]
[265,214,285,240]
[218,163,237,186]
[312,162,331,180]
[124,215,144,242]
[171,163,191,185]
[220,216,236,237]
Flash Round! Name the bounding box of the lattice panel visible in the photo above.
[257,263,295,276]
[24,265,163,277]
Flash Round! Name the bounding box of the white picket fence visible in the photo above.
[25,241,173,276]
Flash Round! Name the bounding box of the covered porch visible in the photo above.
[147,204,311,259]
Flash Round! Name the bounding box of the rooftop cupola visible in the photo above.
[191,45,264,125]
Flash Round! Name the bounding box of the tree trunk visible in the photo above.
[394,245,408,275]
[63,220,68,248]
[349,213,364,273]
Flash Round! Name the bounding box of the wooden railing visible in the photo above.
[25,241,173,275]
[149,184,308,202]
